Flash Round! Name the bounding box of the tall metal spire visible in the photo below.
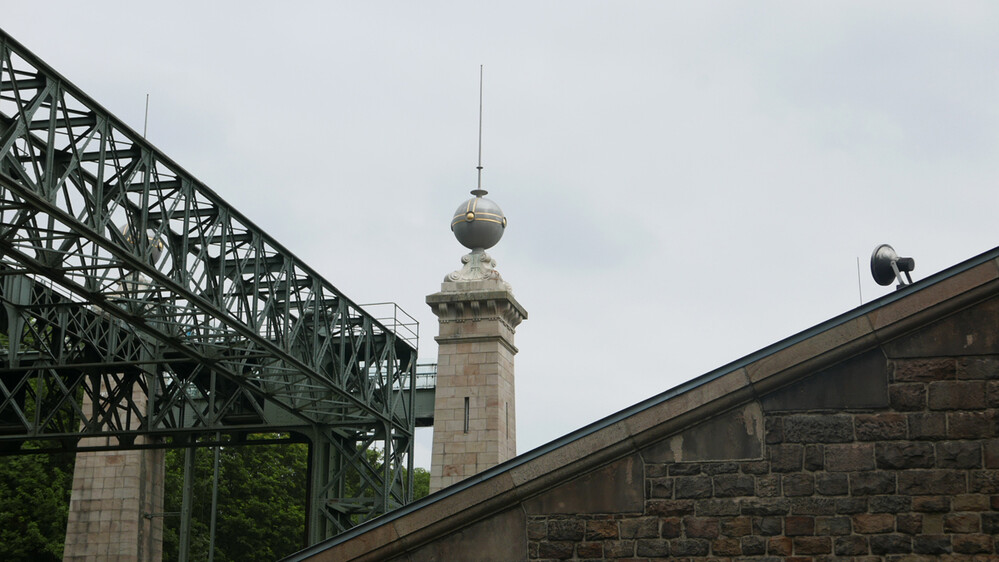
[471,65,487,197]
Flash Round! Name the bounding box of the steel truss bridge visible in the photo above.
[0,28,421,542]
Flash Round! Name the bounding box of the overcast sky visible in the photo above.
[6,2,999,468]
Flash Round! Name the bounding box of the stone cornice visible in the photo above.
[427,288,527,330]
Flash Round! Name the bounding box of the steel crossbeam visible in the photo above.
[0,28,419,539]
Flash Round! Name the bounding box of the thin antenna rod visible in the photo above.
[472,65,487,197]
[143,94,150,138]
[856,256,863,305]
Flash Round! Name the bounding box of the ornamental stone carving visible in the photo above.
[445,250,512,292]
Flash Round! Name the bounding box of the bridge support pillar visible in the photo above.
[63,378,164,562]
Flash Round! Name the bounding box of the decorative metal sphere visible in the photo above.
[451,195,506,250]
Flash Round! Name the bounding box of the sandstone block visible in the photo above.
[794,535,832,555]
[782,473,814,497]
[952,534,992,554]
[826,443,875,471]
[944,513,980,533]
[647,477,673,498]
[618,516,657,539]
[958,356,999,379]
[948,411,994,439]
[576,541,603,559]
[702,462,739,475]
[908,412,946,440]
[683,516,719,539]
[756,474,781,497]
[712,537,741,556]
[889,383,926,411]
[784,515,814,536]
[659,517,681,538]
[824,497,866,515]
[897,470,966,495]
[815,515,850,536]
[669,538,709,556]
[740,499,790,516]
[712,474,755,497]
[969,469,999,492]
[985,439,999,468]
[547,519,583,541]
[869,495,910,513]
[767,536,792,555]
[753,515,783,535]
[585,519,617,540]
[892,358,956,382]
[896,512,922,534]
[936,441,982,469]
[913,496,951,512]
[815,473,848,496]
[720,516,752,537]
[669,463,702,475]
[526,519,546,540]
[645,499,694,517]
[602,540,634,558]
[834,535,868,556]
[876,442,935,469]
[981,512,999,534]
[850,471,896,495]
[853,513,894,534]
[695,498,740,517]
[537,540,573,559]
[792,448,817,476]
[674,476,712,499]
[768,443,803,472]
[913,534,952,555]
[928,381,986,410]
[783,415,853,443]
[741,535,767,555]
[635,538,669,557]
[855,413,907,440]
[869,533,912,555]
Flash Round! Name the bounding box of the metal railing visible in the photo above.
[361,303,419,350]
[414,363,436,389]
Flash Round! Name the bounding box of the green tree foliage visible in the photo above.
[0,438,429,562]
[162,440,309,562]
[413,466,430,500]
[0,452,74,562]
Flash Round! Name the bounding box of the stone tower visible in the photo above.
[427,191,527,493]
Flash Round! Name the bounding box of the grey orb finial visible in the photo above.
[451,194,506,250]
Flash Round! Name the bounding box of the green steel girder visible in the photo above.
[0,27,419,539]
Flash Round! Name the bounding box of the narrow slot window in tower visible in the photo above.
[464,397,470,433]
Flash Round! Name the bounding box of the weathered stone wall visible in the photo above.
[309,261,999,562]
[526,354,999,560]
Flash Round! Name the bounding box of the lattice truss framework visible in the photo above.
[0,29,418,536]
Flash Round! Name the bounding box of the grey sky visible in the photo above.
[6,2,999,468]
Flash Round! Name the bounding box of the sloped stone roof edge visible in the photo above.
[285,247,999,562]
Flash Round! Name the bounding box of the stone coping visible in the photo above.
[285,248,999,562]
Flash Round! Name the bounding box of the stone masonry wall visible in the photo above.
[527,355,999,560]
